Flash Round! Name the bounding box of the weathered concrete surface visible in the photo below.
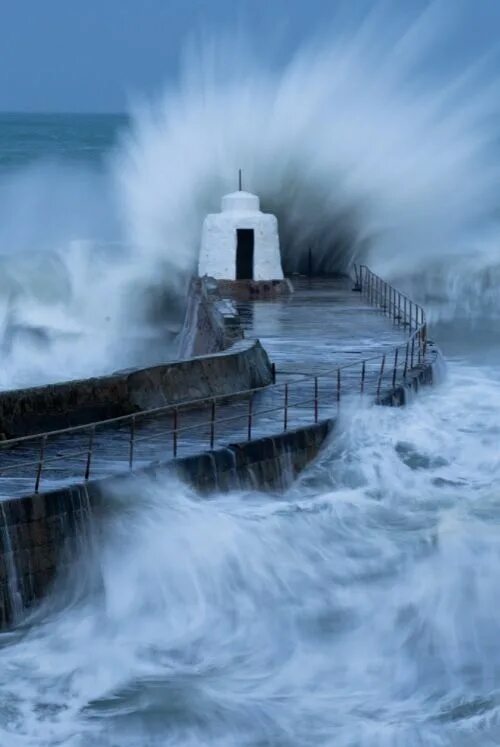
[0,420,332,626]
[237,276,408,377]
[0,340,271,438]
[127,340,271,410]
[216,278,293,300]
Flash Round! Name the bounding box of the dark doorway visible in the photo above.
[236,229,254,280]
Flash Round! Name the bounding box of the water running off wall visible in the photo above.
[0,6,499,389]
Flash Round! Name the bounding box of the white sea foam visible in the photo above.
[0,362,499,745]
[117,4,500,312]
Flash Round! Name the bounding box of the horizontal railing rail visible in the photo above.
[0,265,429,494]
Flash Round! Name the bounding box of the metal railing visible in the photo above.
[0,266,428,494]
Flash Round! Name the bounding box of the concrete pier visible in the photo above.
[0,276,411,499]
[0,270,440,626]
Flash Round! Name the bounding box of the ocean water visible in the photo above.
[1,6,500,746]
[0,113,125,169]
[0,112,184,390]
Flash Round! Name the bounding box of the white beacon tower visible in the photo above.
[198,189,284,282]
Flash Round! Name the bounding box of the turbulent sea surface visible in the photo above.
[1,7,500,745]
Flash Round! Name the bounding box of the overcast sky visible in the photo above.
[1,0,499,113]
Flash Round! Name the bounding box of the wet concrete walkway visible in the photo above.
[0,277,409,498]
[238,276,406,377]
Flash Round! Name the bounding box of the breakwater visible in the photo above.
[0,269,443,626]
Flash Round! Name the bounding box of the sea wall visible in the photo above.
[0,340,271,438]
[379,342,442,406]
[0,420,332,626]
[0,348,442,627]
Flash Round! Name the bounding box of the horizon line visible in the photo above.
[0,110,128,118]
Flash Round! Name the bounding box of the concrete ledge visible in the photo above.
[177,277,244,358]
[0,339,272,438]
[216,278,293,299]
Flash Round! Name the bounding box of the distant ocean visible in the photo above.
[0,112,127,169]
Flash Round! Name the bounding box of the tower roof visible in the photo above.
[221,190,260,213]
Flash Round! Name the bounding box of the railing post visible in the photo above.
[397,292,401,323]
[85,426,95,480]
[173,408,178,458]
[314,377,319,423]
[283,383,289,431]
[376,354,386,401]
[392,348,399,388]
[34,435,47,494]
[129,415,136,469]
[422,323,427,359]
[360,361,366,395]
[210,399,216,449]
[247,393,253,440]
[410,335,415,368]
[409,301,413,332]
[404,296,407,327]
[403,341,409,378]
[417,329,422,365]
